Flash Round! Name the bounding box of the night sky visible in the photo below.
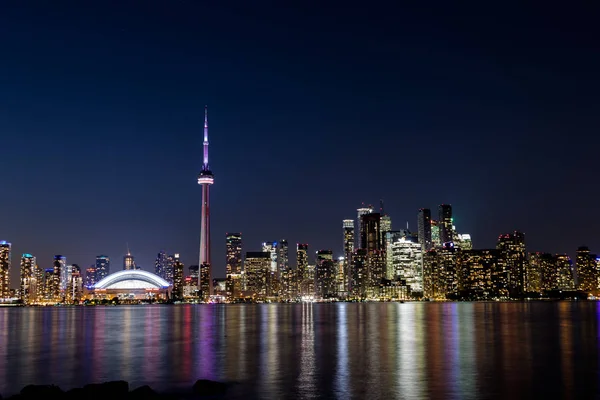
[1,1,598,282]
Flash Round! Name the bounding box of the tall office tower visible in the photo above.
[244,252,270,297]
[66,264,83,304]
[296,243,309,295]
[423,246,458,299]
[155,251,168,278]
[34,263,44,302]
[50,255,65,301]
[361,213,382,252]
[43,268,54,301]
[278,240,289,274]
[54,255,68,296]
[351,249,368,299]
[417,208,432,251]
[123,249,135,270]
[315,250,336,299]
[20,253,36,303]
[356,204,374,248]
[576,246,598,293]
[172,254,184,300]
[85,266,97,287]
[262,242,278,273]
[198,106,215,300]
[93,255,110,281]
[0,241,10,299]
[387,237,423,294]
[456,234,473,250]
[555,254,575,290]
[459,249,498,297]
[379,200,392,245]
[226,233,243,275]
[343,220,354,293]
[496,231,526,297]
[164,254,175,284]
[430,220,441,247]
[188,265,199,280]
[527,252,553,293]
[336,257,345,297]
[438,204,453,244]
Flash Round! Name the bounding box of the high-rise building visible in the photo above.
[96,255,110,280]
[356,205,374,249]
[172,254,184,300]
[438,204,453,244]
[315,250,336,299]
[198,106,215,300]
[33,263,44,302]
[343,219,354,294]
[85,266,97,288]
[496,232,526,297]
[351,249,368,299]
[456,234,473,250]
[261,242,278,273]
[50,255,64,301]
[226,233,243,275]
[379,200,392,246]
[576,246,598,293]
[431,220,441,248]
[66,264,83,304]
[244,252,270,297]
[417,209,432,251]
[155,251,168,279]
[278,240,289,274]
[386,237,423,293]
[556,254,575,290]
[123,250,135,270]
[0,241,11,299]
[20,253,36,303]
[296,243,309,295]
[528,252,553,293]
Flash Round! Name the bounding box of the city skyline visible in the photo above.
[1,2,598,281]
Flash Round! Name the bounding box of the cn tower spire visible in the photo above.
[203,105,209,170]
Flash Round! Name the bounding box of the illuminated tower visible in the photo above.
[0,242,11,299]
[417,208,432,251]
[198,106,215,300]
[20,253,36,303]
[357,204,374,249]
[438,204,453,244]
[343,220,354,293]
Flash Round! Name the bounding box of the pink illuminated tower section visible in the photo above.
[198,106,214,300]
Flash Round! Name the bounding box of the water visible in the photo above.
[0,302,598,399]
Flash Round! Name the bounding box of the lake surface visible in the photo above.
[0,302,598,399]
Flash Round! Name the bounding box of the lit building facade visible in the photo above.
[496,231,526,297]
[226,233,243,275]
[91,270,171,300]
[556,254,575,290]
[155,251,168,279]
[343,219,354,294]
[576,246,597,293]
[244,252,270,298]
[0,241,10,299]
[20,253,36,303]
[315,250,336,299]
[278,240,289,275]
[417,208,432,251]
[172,254,184,300]
[296,243,310,296]
[96,255,110,280]
[356,205,374,249]
[65,264,83,304]
[387,237,423,294]
[438,204,453,245]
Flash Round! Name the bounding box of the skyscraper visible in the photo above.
[343,219,354,293]
[297,243,309,295]
[315,250,336,298]
[417,208,432,251]
[496,231,526,297]
[278,240,289,274]
[198,106,215,300]
[155,251,168,279]
[357,205,374,249]
[123,250,134,270]
[52,255,65,301]
[20,253,36,303]
[262,242,278,273]
[0,241,11,299]
[438,204,453,244]
[244,252,270,297]
[172,254,184,300]
[96,255,110,280]
[226,233,243,275]
[55,255,68,295]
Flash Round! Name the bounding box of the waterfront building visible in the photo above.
[155,251,168,279]
[356,204,374,249]
[576,246,598,293]
[0,241,10,299]
[90,270,171,300]
[496,232,526,297]
[458,249,497,298]
[387,237,423,294]
[244,252,270,298]
[65,264,83,304]
[172,254,184,300]
[343,219,354,294]
[315,250,336,299]
[556,254,575,290]
[20,253,36,303]
[296,243,310,296]
[438,204,453,245]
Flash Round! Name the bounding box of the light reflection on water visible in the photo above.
[0,302,598,399]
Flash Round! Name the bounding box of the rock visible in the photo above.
[5,395,23,400]
[20,385,63,399]
[65,387,85,400]
[83,381,129,399]
[128,385,160,400]
[192,380,228,396]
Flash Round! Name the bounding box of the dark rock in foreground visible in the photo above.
[192,380,228,396]
[3,379,229,400]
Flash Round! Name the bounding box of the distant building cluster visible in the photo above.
[219,203,594,302]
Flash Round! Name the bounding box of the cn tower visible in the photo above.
[198,106,214,300]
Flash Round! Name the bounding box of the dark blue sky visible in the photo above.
[1,1,598,281]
